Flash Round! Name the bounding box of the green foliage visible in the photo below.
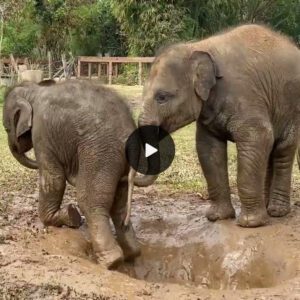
[0,0,300,61]
[179,0,300,43]
[69,1,125,56]
[113,65,139,85]
[1,0,40,57]
[33,0,124,58]
[111,0,190,56]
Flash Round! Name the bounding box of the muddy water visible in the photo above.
[119,205,297,290]
[37,196,298,291]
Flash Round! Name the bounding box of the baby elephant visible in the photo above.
[3,80,141,268]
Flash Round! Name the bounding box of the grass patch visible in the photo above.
[0,84,299,200]
[0,86,6,105]
[0,105,38,199]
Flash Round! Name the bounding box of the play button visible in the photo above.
[125,125,175,175]
[145,143,158,158]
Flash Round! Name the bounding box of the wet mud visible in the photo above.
[1,186,300,299]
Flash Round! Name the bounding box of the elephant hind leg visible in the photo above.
[267,140,296,217]
[77,169,124,269]
[111,180,141,261]
[235,122,274,227]
[264,157,273,208]
[38,166,82,228]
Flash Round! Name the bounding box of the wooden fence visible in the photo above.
[1,55,155,86]
[77,56,155,85]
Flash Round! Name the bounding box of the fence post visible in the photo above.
[108,61,112,85]
[48,51,52,79]
[88,63,92,79]
[98,63,101,79]
[138,61,142,85]
[77,57,81,78]
[61,54,67,80]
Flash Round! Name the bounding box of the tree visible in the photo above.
[0,0,40,57]
[111,0,190,56]
[178,0,300,43]
[69,0,125,56]
[35,0,124,58]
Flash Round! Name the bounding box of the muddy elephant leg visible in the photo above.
[236,125,273,227]
[77,172,124,269]
[38,165,82,228]
[196,123,235,221]
[267,142,296,217]
[111,180,141,261]
[264,158,273,207]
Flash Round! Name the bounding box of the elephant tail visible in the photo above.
[121,168,158,227]
[123,167,136,227]
[297,149,300,170]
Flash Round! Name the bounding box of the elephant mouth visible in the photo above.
[17,131,33,153]
[161,116,194,134]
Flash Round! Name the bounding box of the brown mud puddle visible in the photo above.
[1,189,300,299]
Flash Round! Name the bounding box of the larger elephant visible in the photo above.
[2,80,152,268]
[136,24,300,227]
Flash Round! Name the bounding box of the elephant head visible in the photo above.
[2,83,38,169]
[135,44,222,185]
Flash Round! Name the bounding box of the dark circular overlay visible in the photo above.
[125,125,175,175]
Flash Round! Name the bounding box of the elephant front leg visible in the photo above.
[196,124,235,221]
[267,142,296,217]
[111,180,141,261]
[236,125,273,227]
[39,168,82,228]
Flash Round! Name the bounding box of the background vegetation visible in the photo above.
[0,0,299,60]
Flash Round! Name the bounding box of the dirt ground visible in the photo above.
[1,85,300,299]
[1,182,300,300]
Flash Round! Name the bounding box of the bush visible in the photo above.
[113,64,150,85]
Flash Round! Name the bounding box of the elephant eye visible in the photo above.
[155,90,174,104]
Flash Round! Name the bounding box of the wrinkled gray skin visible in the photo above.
[138,24,300,227]
[2,80,152,268]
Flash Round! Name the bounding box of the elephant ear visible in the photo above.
[14,99,33,139]
[190,51,222,101]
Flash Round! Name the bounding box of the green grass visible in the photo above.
[0,86,6,105]
[1,84,299,200]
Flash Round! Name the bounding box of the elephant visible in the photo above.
[2,80,152,268]
[136,24,300,227]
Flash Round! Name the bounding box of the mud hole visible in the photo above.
[1,185,300,299]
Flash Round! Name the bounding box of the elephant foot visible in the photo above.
[64,204,83,228]
[96,246,124,270]
[122,243,141,262]
[267,202,290,217]
[237,208,269,227]
[206,202,235,222]
[116,224,141,261]
[40,204,82,228]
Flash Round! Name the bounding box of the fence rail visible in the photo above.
[77,56,155,85]
[0,55,155,86]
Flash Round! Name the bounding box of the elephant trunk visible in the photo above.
[133,174,158,187]
[132,113,160,187]
[8,139,38,169]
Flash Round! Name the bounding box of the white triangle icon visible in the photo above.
[145,143,158,158]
